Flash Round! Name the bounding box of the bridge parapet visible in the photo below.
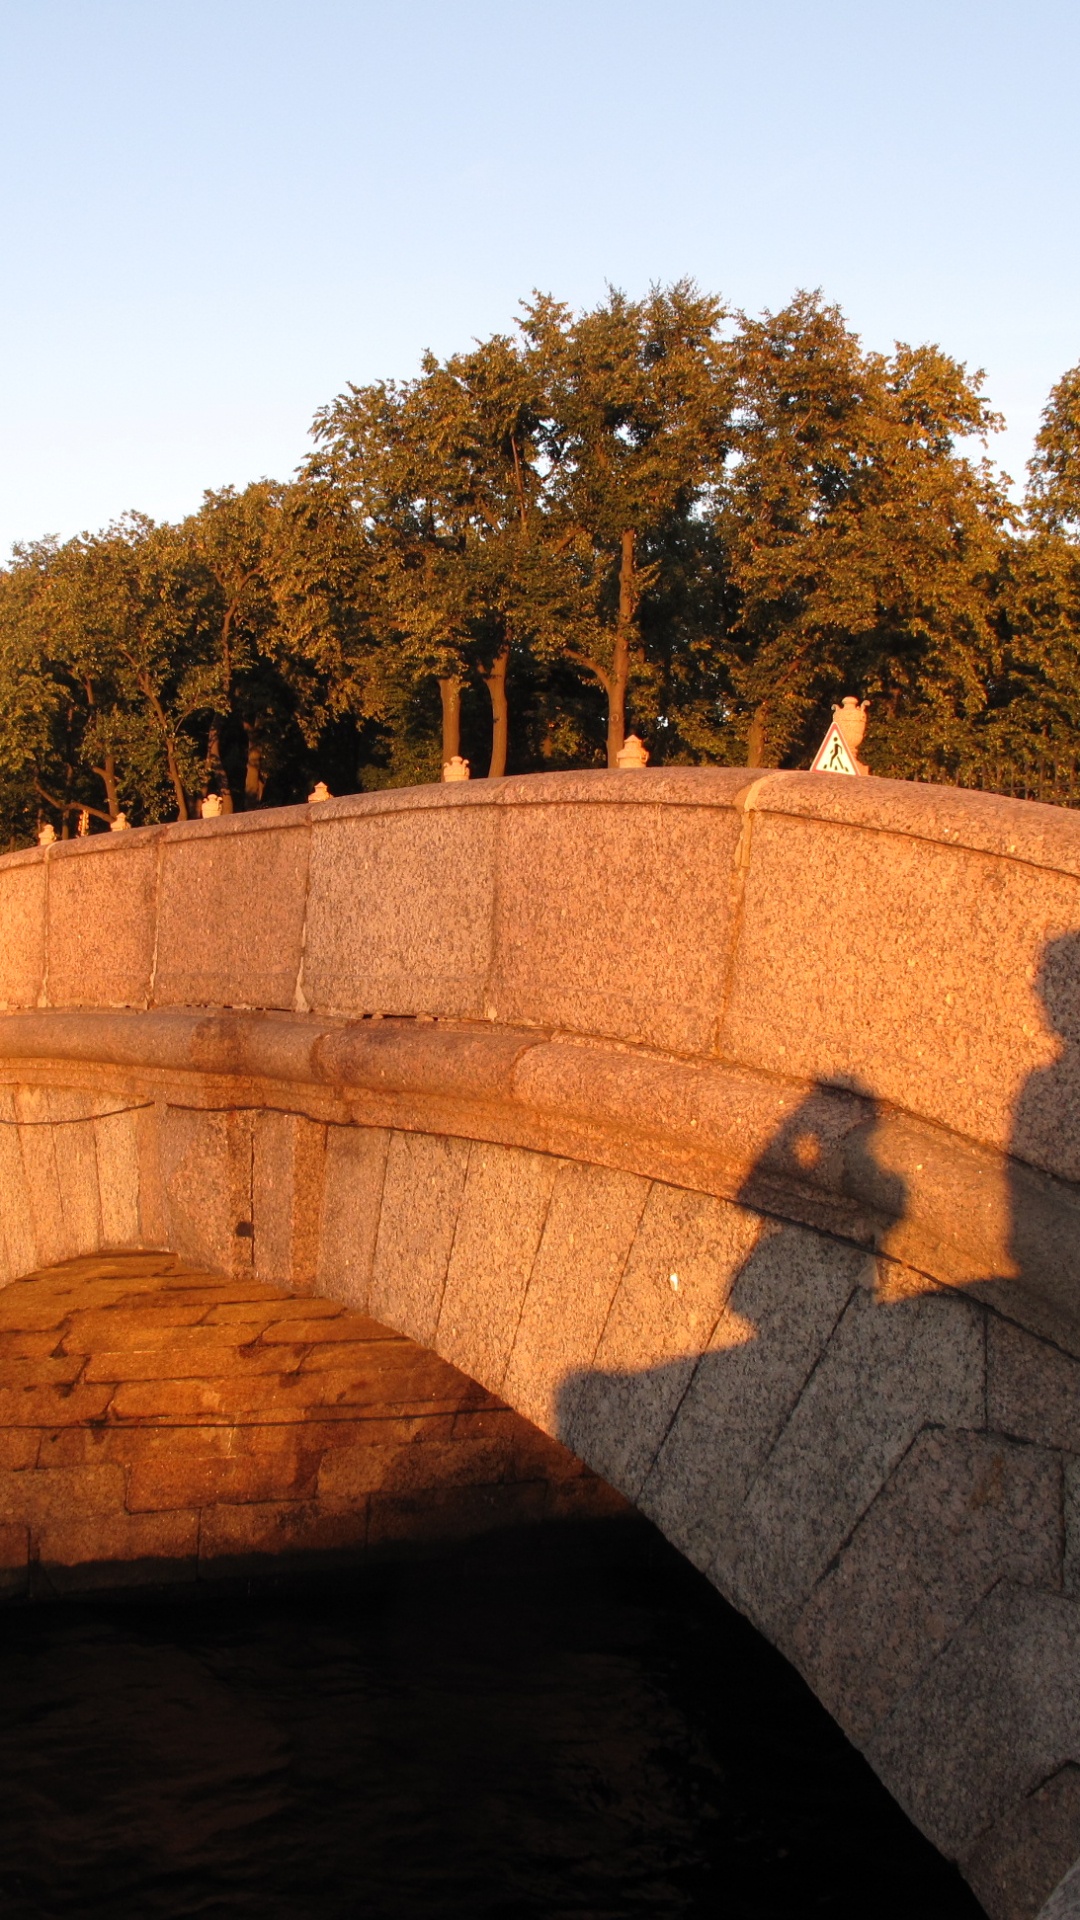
[3,768,1080,1920]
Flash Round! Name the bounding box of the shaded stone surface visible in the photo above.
[793,1429,1062,1743]
[0,1252,618,1594]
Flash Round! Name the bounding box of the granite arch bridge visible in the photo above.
[2,766,1080,1920]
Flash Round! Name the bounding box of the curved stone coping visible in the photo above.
[4,767,1080,1198]
[2,1005,1078,1349]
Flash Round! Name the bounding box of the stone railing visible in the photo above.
[3,766,1080,1920]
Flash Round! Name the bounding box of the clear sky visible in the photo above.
[1,0,1076,559]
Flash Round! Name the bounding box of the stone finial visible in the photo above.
[200,793,223,819]
[37,823,56,846]
[833,696,869,756]
[76,809,91,837]
[308,781,333,804]
[110,812,130,832]
[442,756,471,783]
[616,735,650,769]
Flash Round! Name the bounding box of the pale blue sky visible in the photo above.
[1,0,1076,558]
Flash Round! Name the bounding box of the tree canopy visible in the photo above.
[1,281,1078,845]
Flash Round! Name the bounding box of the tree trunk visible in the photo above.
[482,648,510,778]
[438,676,462,767]
[606,530,635,768]
[243,722,266,807]
[207,723,235,811]
[94,751,120,820]
[166,741,189,820]
[746,707,767,768]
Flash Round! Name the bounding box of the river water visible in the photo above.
[0,1518,984,1919]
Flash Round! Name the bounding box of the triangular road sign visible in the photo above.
[810,722,862,776]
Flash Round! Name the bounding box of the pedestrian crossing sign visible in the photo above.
[810,723,862,776]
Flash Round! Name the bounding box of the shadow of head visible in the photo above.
[1032,931,1080,1052]
[740,1076,907,1249]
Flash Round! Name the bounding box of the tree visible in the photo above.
[523,282,733,765]
[1027,364,1080,540]
[309,330,548,777]
[716,292,1011,771]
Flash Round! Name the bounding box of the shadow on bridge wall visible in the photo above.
[554,932,1080,1920]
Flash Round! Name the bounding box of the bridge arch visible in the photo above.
[2,766,1080,1919]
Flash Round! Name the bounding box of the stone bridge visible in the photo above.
[3,766,1080,1920]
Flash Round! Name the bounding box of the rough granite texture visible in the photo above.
[0,1251,617,1594]
[2,769,1080,1918]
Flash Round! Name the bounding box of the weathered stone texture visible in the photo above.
[252,1110,326,1291]
[730,1277,985,1639]
[159,1106,255,1276]
[966,1768,1080,1920]
[487,799,742,1049]
[46,836,159,1007]
[566,1184,762,1500]
[314,1124,389,1308]
[636,1225,866,1579]
[367,1130,471,1346]
[721,805,1075,1169]
[435,1141,560,1394]
[793,1429,1062,1743]
[0,1252,616,1590]
[302,806,497,1017]
[866,1584,1080,1860]
[0,856,45,1008]
[502,1160,650,1434]
[153,819,309,1009]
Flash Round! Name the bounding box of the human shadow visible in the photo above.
[1005,930,1080,1330]
[555,1079,908,1596]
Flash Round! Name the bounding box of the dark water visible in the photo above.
[0,1519,984,1919]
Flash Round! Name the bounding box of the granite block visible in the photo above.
[0,856,45,1008]
[866,1584,1080,1860]
[313,1121,388,1305]
[15,1091,69,1267]
[159,1106,254,1276]
[566,1184,762,1499]
[732,1275,985,1637]
[501,1161,650,1436]
[252,1110,326,1290]
[989,1316,1080,1452]
[965,1766,1080,1920]
[94,1108,143,1247]
[1039,1855,1080,1920]
[133,1102,167,1247]
[46,836,158,1007]
[367,1130,471,1346]
[721,808,1080,1170]
[301,806,498,1017]
[55,1114,102,1258]
[153,822,309,1009]
[435,1142,560,1394]
[487,797,741,1050]
[0,1111,39,1279]
[793,1429,1062,1744]
[638,1222,865,1578]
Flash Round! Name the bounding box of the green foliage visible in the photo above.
[1,290,1079,845]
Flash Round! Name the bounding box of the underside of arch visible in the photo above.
[0,1063,1076,1920]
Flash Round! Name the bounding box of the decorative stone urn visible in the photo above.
[616,735,650,769]
[37,823,56,846]
[109,813,130,832]
[442,756,471,782]
[307,782,333,804]
[200,794,223,819]
[833,696,870,763]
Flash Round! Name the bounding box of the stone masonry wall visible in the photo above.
[0,1250,620,1597]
